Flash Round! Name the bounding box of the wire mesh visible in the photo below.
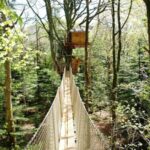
[25,70,66,150]
[26,68,108,150]
[70,69,109,150]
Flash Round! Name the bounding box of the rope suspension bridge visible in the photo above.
[25,68,108,150]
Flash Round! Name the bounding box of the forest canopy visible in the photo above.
[0,0,150,149]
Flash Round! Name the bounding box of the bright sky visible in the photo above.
[12,0,47,26]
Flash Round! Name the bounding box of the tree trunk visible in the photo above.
[4,58,16,149]
[117,0,122,72]
[143,0,150,59]
[85,0,90,111]
[44,0,61,72]
[106,53,112,104]
[138,40,142,80]
[111,0,117,149]
[35,22,41,101]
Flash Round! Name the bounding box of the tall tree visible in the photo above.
[43,0,61,71]
[27,0,61,73]
[110,0,133,148]
[0,10,16,150]
[143,0,150,58]
[85,0,90,110]
[111,0,117,149]
[0,1,25,148]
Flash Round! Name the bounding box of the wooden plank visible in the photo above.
[59,73,76,150]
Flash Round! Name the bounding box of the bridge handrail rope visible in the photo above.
[69,69,108,150]
[25,69,66,150]
[25,68,108,150]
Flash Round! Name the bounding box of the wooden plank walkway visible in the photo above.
[59,73,76,150]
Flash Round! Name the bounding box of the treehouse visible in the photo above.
[65,31,88,49]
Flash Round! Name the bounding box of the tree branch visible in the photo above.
[26,0,49,34]
[115,0,133,36]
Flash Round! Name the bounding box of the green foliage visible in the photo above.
[0,0,150,149]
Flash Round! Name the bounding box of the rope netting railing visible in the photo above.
[25,68,108,150]
[70,70,108,150]
[25,70,66,150]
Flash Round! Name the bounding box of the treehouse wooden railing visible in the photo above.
[25,68,108,150]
